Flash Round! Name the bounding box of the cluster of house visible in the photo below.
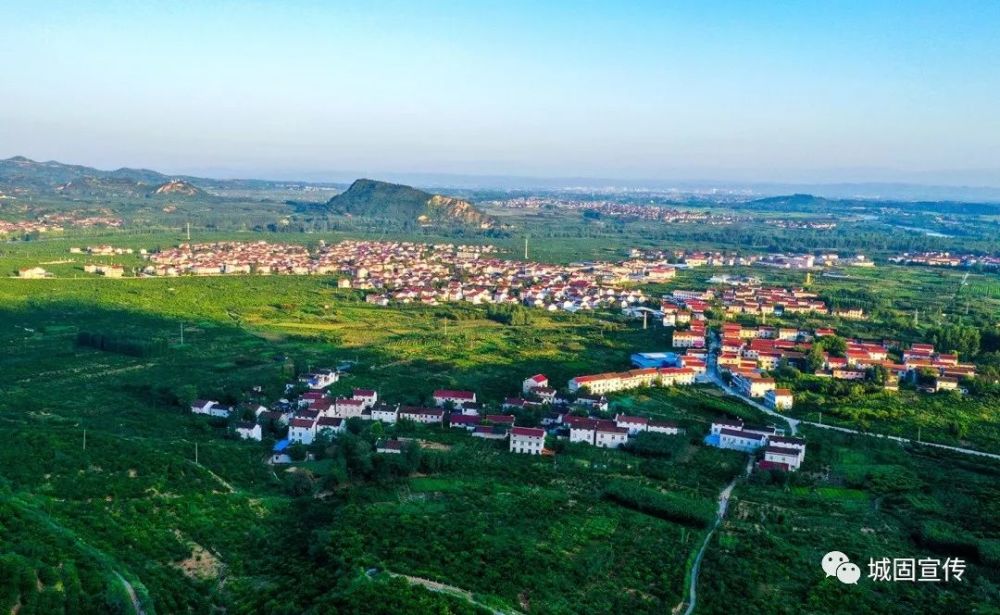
[715,323,976,397]
[487,197,743,225]
[629,249,869,270]
[193,364,695,462]
[0,213,122,236]
[83,264,125,277]
[889,251,1000,270]
[70,245,136,256]
[765,219,838,230]
[137,239,672,313]
[143,241,331,276]
[356,243,668,313]
[706,417,807,472]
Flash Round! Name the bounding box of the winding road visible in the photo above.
[681,457,754,615]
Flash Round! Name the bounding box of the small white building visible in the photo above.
[234,421,262,441]
[371,404,399,424]
[569,424,597,445]
[334,398,365,418]
[763,445,803,470]
[614,414,649,435]
[718,428,766,452]
[765,388,794,410]
[376,439,404,454]
[399,407,444,424]
[317,416,345,436]
[595,426,629,449]
[302,370,339,389]
[288,418,317,445]
[352,388,378,408]
[432,389,477,407]
[509,426,546,455]
[190,399,230,418]
[710,418,744,435]
[647,420,680,435]
[522,374,549,394]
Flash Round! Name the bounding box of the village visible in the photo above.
[189,314,821,475]
[484,195,746,225]
[889,251,1000,269]
[132,239,664,312]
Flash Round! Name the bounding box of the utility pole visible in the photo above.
[186,222,191,241]
[524,236,529,260]
[180,323,184,345]
[643,311,647,330]
[195,442,199,465]
[82,429,86,452]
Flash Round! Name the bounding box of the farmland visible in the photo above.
[0,227,998,614]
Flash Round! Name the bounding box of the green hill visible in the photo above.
[325,178,494,227]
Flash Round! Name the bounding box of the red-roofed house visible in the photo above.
[595,425,629,448]
[614,414,649,435]
[510,426,546,454]
[522,374,549,394]
[433,390,477,407]
[352,388,378,408]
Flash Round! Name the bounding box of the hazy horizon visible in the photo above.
[3,1,999,189]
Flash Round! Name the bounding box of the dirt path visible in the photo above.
[385,571,524,615]
[113,571,147,615]
[679,457,753,615]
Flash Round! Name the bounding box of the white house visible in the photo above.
[647,420,680,435]
[352,388,378,408]
[190,400,230,418]
[334,398,365,418]
[288,417,317,445]
[763,445,803,470]
[710,418,744,435]
[569,423,597,445]
[614,414,649,435]
[371,403,399,424]
[769,435,806,458]
[718,428,766,452]
[522,374,549,394]
[270,439,293,464]
[432,389,477,407]
[376,439,404,454]
[595,426,629,449]
[733,373,776,398]
[316,416,345,436]
[765,388,794,410]
[399,407,444,424]
[509,426,546,455]
[302,370,339,390]
[533,387,557,404]
[234,421,262,441]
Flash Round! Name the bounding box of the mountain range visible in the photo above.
[0,156,494,227]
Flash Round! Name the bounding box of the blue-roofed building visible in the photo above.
[630,352,680,369]
[271,439,293,464]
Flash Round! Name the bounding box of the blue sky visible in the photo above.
[2,1,999,185]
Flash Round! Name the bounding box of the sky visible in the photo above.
[2,0,999,187]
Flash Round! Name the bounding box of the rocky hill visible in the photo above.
[325,178,493,227]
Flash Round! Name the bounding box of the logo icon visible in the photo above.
[822,551,859,584]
